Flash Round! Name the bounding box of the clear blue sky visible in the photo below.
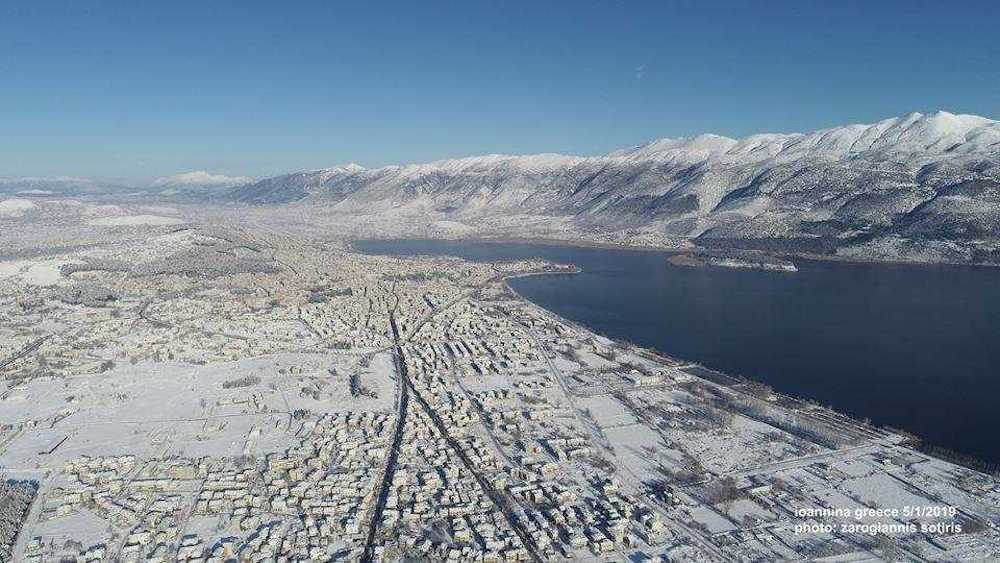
[2,1,998,183]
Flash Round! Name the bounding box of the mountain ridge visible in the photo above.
[218,111,1000,264]
[228,111,999,197]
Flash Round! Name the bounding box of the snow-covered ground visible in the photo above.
[0,198,36,217]
[88,214,186,226]
[0,259,79,286]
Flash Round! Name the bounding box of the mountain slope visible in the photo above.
[0,176,130,197]
[151,171,254,193]
[222,112,1000,263]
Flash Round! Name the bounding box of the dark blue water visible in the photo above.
[356,239,1000,465]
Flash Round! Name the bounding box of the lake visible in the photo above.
[355,239,1000,466]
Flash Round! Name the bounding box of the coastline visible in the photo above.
[351,236,1000,472]
[500,268,1000,477]
[350,235,1000,270]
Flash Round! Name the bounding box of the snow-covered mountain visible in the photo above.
[223,111,1000,263]
[151,171,254,193]
[0,176,127,197]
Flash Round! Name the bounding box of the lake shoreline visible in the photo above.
[350,235,1000,270]
[501,267,1000,477]
[353,238,1000,467]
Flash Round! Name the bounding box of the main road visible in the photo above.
[359,312,410,563]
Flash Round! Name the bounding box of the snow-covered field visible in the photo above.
[0,198,36,217]
[0,259,79,286]
[87,214,186,226]
[0,352,396,470]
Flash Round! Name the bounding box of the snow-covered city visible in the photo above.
[4,2,1000,561]
[1,203,998,561]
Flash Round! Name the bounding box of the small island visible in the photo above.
[668,251,798,272]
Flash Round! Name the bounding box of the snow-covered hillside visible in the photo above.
[222,112,1000,263]
[0,176,126,197]
[151,171,254,192]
